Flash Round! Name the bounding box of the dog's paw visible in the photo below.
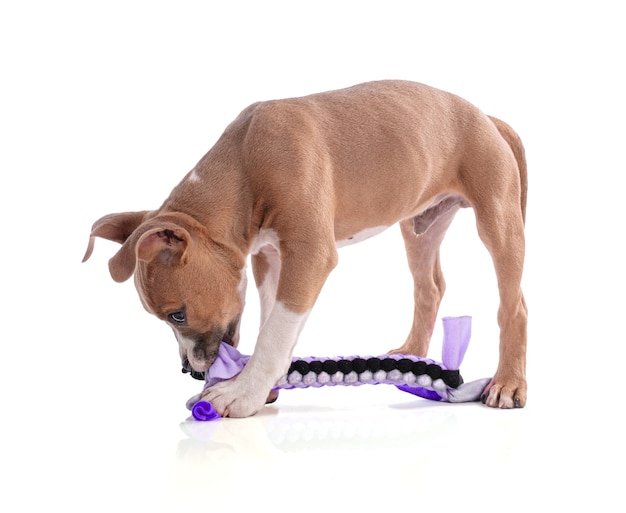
[200,377,270,418]
[481,376,527,409]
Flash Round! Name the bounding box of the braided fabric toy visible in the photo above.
[187,316,491,421]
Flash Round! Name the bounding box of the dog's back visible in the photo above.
[85,80,528,415]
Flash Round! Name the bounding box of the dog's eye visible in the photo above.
[168,310,187,325]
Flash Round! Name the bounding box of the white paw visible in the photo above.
[201,376,269,418]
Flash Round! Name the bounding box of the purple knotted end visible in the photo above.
[191,400,221,421]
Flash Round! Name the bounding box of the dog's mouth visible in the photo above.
[181,331,235,381]
[181,360,206,381]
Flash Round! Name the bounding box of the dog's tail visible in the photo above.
[488,115,528,225]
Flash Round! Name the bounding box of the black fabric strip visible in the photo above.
[441,370,463,388]
[291,360,310,375]
[426,364,442,379]
[309,360,324,374]
[381,358,397,372]
[337,359,353,374]
[366,357,381,372]
[322,360,339,374]
[270,357,464,389]
[397,358,414,373]
[352,358,367,373]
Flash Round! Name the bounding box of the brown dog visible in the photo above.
[83,80,527,417]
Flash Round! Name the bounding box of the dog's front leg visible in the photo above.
[202,237,338,418]
[201,302,310,417]
[251,244,281,329]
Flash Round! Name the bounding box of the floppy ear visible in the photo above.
[107,222,191,283]
[136,225,191,266]
[82,211,151,263]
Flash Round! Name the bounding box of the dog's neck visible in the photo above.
[159,139,255,262]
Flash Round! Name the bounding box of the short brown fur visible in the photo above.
[84,80,528,416]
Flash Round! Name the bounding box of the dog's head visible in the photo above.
[83,210,246,373]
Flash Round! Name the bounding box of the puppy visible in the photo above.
[83,80,528,417]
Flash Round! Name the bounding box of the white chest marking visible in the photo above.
[336,225,389,248]
[187,167,200,182]
[249,228,281,255]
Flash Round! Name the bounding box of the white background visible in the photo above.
[1,1,624,511]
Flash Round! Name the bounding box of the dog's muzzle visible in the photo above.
[179,320,239,381]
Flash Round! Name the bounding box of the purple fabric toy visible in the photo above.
[188,316,490,421]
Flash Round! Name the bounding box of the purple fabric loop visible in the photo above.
[441,315,472,369]
[205,342,250,387]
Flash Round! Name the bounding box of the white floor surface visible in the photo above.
[2,2,624,512]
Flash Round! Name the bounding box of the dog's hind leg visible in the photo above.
[461,120,528,408]
[391,200,461,357]
[471,195,527,408]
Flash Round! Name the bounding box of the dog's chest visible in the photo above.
[249,228,281,254]
[250,225,389,253]
[335,225,389,248]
